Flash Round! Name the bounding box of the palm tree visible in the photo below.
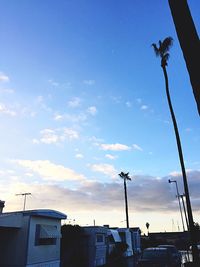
[152,37,199,264]
[146,222,150,235]
[119,172,131,228]
[168,0,200,115]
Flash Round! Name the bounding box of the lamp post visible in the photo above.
[168,179,185,231]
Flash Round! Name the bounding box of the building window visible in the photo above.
[96,234,104,244]
[35,224,61,246]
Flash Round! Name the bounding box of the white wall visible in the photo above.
[27,216,61,265]
[0,215,30,266]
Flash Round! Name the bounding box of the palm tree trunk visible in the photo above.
[124,178,129,228]
[162,66,199,264]
[168,0,200,115]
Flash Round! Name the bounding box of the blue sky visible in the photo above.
[0,0,199,233]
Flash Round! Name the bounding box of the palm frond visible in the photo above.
[124,172,131,181]
[161,53,170,67]
[152,37,173,67]
[119,172,124,178]
[162,37,173,53]
[119,171,131,181]
[152,43,160,57]
[164,53,170,61]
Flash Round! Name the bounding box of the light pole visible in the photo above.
[168,179,185,231]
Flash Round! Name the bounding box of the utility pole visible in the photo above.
[16,193,32,211]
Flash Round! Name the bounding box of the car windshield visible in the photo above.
[142,250,168,260]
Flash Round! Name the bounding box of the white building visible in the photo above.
[117,228,133,257]
[81,226,107,267]
[107,228,122,255]
[130,227,141,254]
[0,209,66,267]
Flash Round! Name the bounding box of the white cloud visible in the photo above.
[32,139,40,144]
[0,72,9,82]
[25,172,34,177]
[48,79,59,87]
[87,106,97,116]
[169,170,193,177]
[89,136,105,148]
[0,103,16,116]
[0,88,14,94]
[126,101,132,108]
[105,154,117,160]
[1,168,200,230]
[63,128,79,140]
[111,96,122,104]
[132,144,143,151]
[68,97,81,108]
[40,129,59,144]
[100,143,131,151]
[53,112,87,123]
[75,153,84,159]
[13,159,86,182]
[169,171,181,177]
[83,80,95,85]
[35,95,52,113]
[90,136,104,144]
[36,95,44,103]
[90,163,117,179]
[141,105,148,110]
[33,128,79,144]
[53,114,64,121]
[185,128,192,132]
[136,98,142,104]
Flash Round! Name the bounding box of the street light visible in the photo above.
[168,179,185,231]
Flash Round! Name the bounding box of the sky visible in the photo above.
[0,0,199,233]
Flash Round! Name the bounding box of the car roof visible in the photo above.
[144,247,168,251]
[158,245,176,247]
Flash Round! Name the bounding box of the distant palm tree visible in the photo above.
[119,172,131,228]
[152,37,199,264]
[146,222,150,235]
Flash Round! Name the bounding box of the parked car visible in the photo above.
[189,244,200,250]
[137,247,179,267]
[158,245,182,266]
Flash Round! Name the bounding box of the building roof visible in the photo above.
[1,209,67,220]
[22,209,67,219]
[109,229,121,242]
[0,213,22,228]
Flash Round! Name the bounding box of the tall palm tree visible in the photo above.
[119,172,131,228]
[152,37,199,264]
[168,0,200,115]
